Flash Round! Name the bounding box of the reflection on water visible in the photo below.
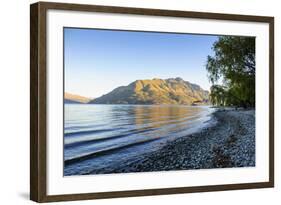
[64,104,213,176]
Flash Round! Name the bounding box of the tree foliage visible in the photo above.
[206,36,255,107]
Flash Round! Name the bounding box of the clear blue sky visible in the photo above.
[64,28,218,98]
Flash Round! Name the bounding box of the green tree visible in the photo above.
[206,36,255,107]
[209,85,227,106]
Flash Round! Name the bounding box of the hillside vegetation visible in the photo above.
[64,92,91,104]
[89,77,209,105]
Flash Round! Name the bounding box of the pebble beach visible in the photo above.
[91,109,255,174]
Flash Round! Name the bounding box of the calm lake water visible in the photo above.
[64,104,214,176]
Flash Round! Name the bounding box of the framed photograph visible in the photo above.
[30,1,274,202]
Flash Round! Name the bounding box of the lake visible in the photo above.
[64,104,214,175]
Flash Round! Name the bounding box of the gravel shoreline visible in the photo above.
[90,109,255,174]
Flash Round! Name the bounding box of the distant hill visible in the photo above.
[64,92,91,104]
[89,78,209,105]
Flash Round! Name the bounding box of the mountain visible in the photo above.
[89,78,209,105]
[64,92,91,104]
